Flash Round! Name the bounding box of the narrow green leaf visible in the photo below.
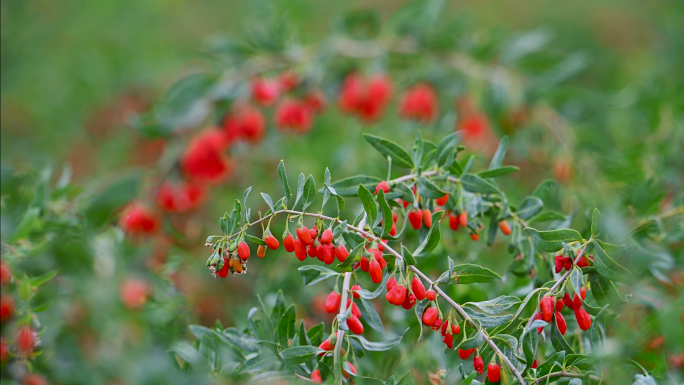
[531,179,556,198]
[325,185,345,215]
[416,176,446,199]
[456,325,485,349]
[524,228,582,252]
[363,134,414,168]
[569,267,584,300]
[528,211,566,223]
[460,174,501,195]
[451,264,502,284]
[292,173,306,210]
[489,136,509,170]
[592,240,633,284]
[516,196,543,220]
[29,271,57,287]
[298,265,339,286]
[357,184,378,228]
[551,317,575,354]
[402,245,416,266]
[245,234,266,246]
[477,166,519,178]
[413,211,442,257]
[357,297,385,333]
[302,175,316,212]
[355,273,388,299]
[279,346,323,365]
[591,208,601,236]
[465,296,521,315]
[436,133,461,167]
[278,161,291,204]
[329,175,383,197]
[322,168,332,209]
[377,190,393,237]
[261,193,275,214]
[462,308,513,328]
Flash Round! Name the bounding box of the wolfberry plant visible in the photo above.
[190,131,681,384]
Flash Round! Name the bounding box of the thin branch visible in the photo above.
[333,271,352,384]
[220,209,526,384]
[535,370,602,384]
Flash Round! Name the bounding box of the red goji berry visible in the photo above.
[238,242,250,260]
[459,210,468,227]
[296,224,313,245]
[351,284,362,299]
[320,229,333,244]
[422,307,438,326]
[369,259,382,283]
[294,239,307,261]
[474,355,484,374]
[435,194,448,206]
[498,220,511,235]
[283,233,295,252]
[257,245,266,258]
[311,369,322,384]
[408,209,422,230]
[556,311,567,335]
[448,212,460,231]
[359,256,370,272]
[469,233,479,241]
[575,307,592,331]
[334,244,349,262]
[375,181,390,194]
[540,296,555,322]
[426,289,437,301]
[401,292,417,310]
[458,348,475,360]
[347,315,364,334]
[487,363,501,382]
[15,325,35,355]
[422,209,432,228]
[411,277,427,301]
[325,291,341,313]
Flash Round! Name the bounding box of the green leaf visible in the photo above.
[322,168,332,210]
[414,299,429,342]
[535,351,565,377]
[569,266,584,300]
[355,273,388,299]
[292,173,306,210]
[592,240,633,284]
[170,341,206,369]
[528,211,566,223]
[489,136,509,170]
[633,374,658,385]
[463,308,513,328]
[460,174,501,195]
[278,161,291,204]
[416,176,446,199]
[392,183,415,203]
[298,266,339,286]
[357,184,378,228]
[436,133,461,167]
[550,317,575,354]
[412,132,424,171]
[325,186,345,215]
[83,175,141,227]
[589,272,623,307]
[261,193,275,214]
[477,166,519,178]
[349,328,410,352]
[18,279,32,301]
[516,196,543,220]
[302,175,316,212]
[29,271,57,287]
[329,175,383,197]
[465,296,520,315]
[363,134,414,169]
[279,346,323,365]
[358,298,385,333]
[531,179,556,198]
[456,324,484,349]
[402,245,416,266]
[524,228,582,252]
[510,288,546,322]
[245,234,266,246]
[521,327,538,369]
[413,211,442,257]
[591,208,601,236]
[377,190,393,237]
[451,264,501,284]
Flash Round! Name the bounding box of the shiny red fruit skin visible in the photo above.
[398,83,438,123]
[369,259,383,283]
[359,256,370,272]
[408,210,422,230]
[257,245,266,258]
[119,203,160,236]
[294,239,307,261]
[180,130,233,185]
[275,98,314,132]
[556,298,565,312]
[534,313,544,334]
[556,311,568,335]
[307,244,317,258]
[531,359,538,368]
[563,293,578,310]
[575,307,592,331]
[411,277,427,301]
[487,363,501,382]
[422,209,432,228]
[498,220,512,235]
[458,348,475,360]
[540,296,555,322]
[238,242,250,260]
[222,104,266,144]
[387,277,397,292]
[375,181,390,194]
[296,225,313,245]
[155,182,206,213]
[443,333,453,349]
[217,257,230,278]
[265,235,280,250]
[401,292,417,309]
[335,245,349,262]
[422,307,438,326]
[320,229,333,244]
[325,291,341,313]
[474,355,484,374]
[459,211,468,227]
[283,234,296,252]
[311,369,322,384]
[351,284,362,299]
[347,315,364,334]
[448,213,460,231]
[469,233,479,241]
[426,289,437,301]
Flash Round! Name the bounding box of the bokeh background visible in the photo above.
[1,0,683,384]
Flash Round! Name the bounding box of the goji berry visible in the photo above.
[343,362,357,379]
[459,210,468,227]
[347,314,364,334]
[401,292,417,310]
[238,242,250,260]
[359,255,370,272]
[304,90,327,113]
[435,194,449,206]
[458,348,475,360]
[556,298,564,312]
[531,359,538,368]
[264,234,279,250]
[0,260,10,285]
[422,209,432,228]
[408,209,422,230]
[534,313,544,334]
[390,223,397,236]
[278,71,298,91]
[576,255,590,268]
[563,293,577,310]
[575,307,592,331]
[563,257,573,271]
[0,338,8,362]
[351,284,362,299]
[217,257,230,278]
[222,104,266,144]
[119,202,160,236]
[375,181,390,194]
[156,182,206,213]
[426,289,437,301]
[320,229,333,244]
[294,239,307,261]
[307,243,318,258]
[180,130,233,185]
[556,311,567,335]
[0,295,14,322]
[318,338,334,355]
[399,83,438,123]
[443,333,453,349]
[369,259,382,283]
[449,212,460,231]
[283,233,295,252]
[474,355,484,374]
[119,279,148,309]
[487,363,500,382]
[296,224,313,245]
[334,245,349,262]
[16,325,36,355]
[348,299,361,318]
[469,233,479,241]
[422,307,438,326]
[311,369,322,384]
[257,245,266,258]
[411,277,427,301]
[540,297,555,322]
[251,77,280,105]
[387,276,397,292]
[325,291,341,313]
[498,220,511,236]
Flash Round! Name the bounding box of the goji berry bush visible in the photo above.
[1,1,683,385]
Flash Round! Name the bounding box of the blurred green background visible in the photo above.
[1,0,683,384]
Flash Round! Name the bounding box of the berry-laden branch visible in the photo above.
[207,208,525,384]
[204,132,640,384]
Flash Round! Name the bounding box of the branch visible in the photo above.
[535,371,602,384]
[221,209,526,384]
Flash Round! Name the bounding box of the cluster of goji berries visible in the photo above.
[554,249,593,274]
[536,287,592,335]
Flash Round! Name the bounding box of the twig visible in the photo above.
[535,371,601,384]
[220,209,526,384]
